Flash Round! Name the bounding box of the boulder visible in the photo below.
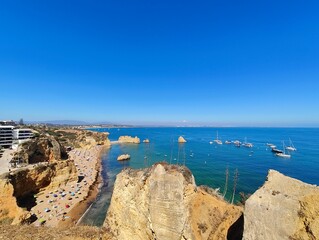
[104,163,243,240]
[118,136,140,144]
[243,170,319,240]
[117,154,131,161]
[178,136,187,143]
[143,139,150,143]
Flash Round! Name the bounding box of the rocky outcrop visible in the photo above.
[14,135,67,164]
[178,136,187,143]
[52,129,111,150]
[143,139,150,143]
[118,136,140,144]
[243,170,319,240]
[104,163,242,240]
[0,160,77,225]
[0,176,29,225]
[117,154,131,161]
[9,160,78,198]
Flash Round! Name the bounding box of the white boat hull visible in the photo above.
[276,153,291,158]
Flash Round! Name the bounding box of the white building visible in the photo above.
[0,126,14,148]
[13,129,34,141]
[0,126,34,148]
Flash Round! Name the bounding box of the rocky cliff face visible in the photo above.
[9,160,78,198]
[0,160,77,225]
[243,170,319,240]
[0,176,29,225]
[118,136,140,144]
[104,163,243,240]
[14,135,67,164]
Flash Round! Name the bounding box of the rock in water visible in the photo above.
[178,136,187,143]
[143,139,150,143]
[104,163,242,240]
[118,136,140,144]
[243,170,319,240]
[117,154,131,161]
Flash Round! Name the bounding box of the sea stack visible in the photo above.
[143,139,150,143]
[117,154,131,161]
[118,136,140,144]
[178,136,187,143]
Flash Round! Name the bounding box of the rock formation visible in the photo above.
[14,135,67,164]
[118,136,140,144]
[0,160,77,225]
[178,136,187,143]
[117,154,131,161]
[104,163,242,240]
[243,170,319,240]
[143,139,150,143]
[0,175,29,225]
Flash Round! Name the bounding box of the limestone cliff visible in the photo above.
[55,129,111,149]
[243,170,319,240]
[104,163,243,240]
[0,175,29,225]
[9,160,78,198]
[0,160,77,225]
[178,136,187,143]
[14,135,67,164]
[118,136,140,144]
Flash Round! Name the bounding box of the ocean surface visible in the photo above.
[80,127,319,226]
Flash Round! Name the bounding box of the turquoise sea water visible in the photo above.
[80,127,319,226]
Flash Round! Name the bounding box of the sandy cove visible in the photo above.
[30,145,107,228]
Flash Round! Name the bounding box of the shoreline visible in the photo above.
[58,145,108,228]
[27,144,110,228]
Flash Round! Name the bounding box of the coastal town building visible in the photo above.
[0,120,16,126]
[0,121,34,148]
[13,129,34,144]
[0,126,15,148]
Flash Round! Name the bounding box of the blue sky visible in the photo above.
[1,1,319,126]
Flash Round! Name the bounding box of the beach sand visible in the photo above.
[30,145,106,228]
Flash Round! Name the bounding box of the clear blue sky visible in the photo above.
[1,1,319,126]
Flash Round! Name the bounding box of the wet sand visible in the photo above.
[30,145,106,227]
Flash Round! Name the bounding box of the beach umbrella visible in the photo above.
[71,192,75,196]
[65,204,70,208]
[39,219,46,225]
[53,194,58,197]
[44,208,50,212]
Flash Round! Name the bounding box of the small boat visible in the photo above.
[276,141,291,158]
[276,152,291,158]
[243,138,253,148]
[225,140,232,144]
[233,140,241,147]
[213,131,223,145]
[209,141,213,144]
[272,148,283,154]
[286,138,297,151]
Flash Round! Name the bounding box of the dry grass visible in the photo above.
[0,225,113,240]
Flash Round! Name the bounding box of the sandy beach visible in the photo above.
[30,145,106,227]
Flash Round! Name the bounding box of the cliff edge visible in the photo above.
[104,163,243,240]
[244,170,319,240]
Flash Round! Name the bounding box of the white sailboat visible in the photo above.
[286,138,297,151]
[276,141,291,158]
[243,137,253,148]
[213,131,222,145]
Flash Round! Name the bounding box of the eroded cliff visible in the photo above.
[243,170,319,240]
[104,163,243,240]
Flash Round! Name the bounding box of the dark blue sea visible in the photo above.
[80,127,319,226]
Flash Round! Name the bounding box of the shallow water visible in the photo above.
[80,127,319,226]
